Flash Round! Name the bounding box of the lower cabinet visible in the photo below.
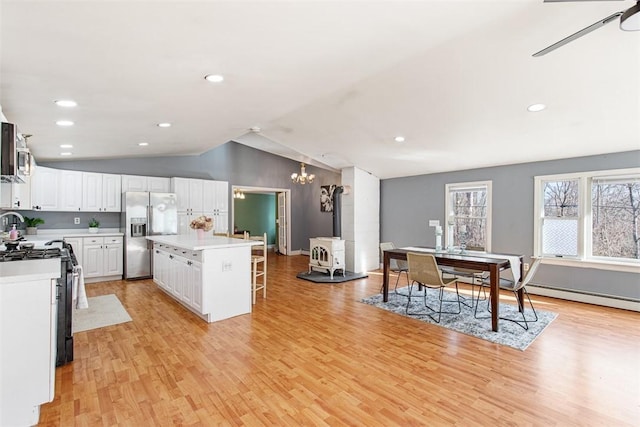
[82,236,123,281]
[0,268,58,426]
[63,237,83,267]
[153,244,202,313]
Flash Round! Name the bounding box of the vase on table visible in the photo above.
[196,228,206,240]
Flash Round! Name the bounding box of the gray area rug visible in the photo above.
[361,287,557,351]
[73,294,132,333]
[297,270,368,283]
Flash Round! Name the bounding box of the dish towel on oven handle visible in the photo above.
[401,247,522,284]
[73,264,89,309]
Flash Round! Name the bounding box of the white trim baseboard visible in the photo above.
[527,284,640,312]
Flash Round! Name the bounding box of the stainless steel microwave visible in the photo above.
[1,122,32,183]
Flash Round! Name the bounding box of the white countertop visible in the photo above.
[0,258,61,284]
[147,235,260,251]
[1,229,124,250]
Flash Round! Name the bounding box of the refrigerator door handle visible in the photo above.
[148,204,153,236]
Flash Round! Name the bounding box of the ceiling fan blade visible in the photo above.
[533,10,624,56]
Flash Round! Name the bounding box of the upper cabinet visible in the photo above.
[171,177,204,212]
[82,172,121,212]
[122,175,171,193]
[58,170,83,211]
[32,166,60,211]
[1,175,32,210]
[172,177,228,234]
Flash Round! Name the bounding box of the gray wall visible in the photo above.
[35,141,341,251]
[380,150,640,301]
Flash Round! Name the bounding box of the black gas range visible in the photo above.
[0,241,77,366]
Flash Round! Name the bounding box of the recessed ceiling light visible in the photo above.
[138,142,149,146]
[56,120,74,126]
[54,99,77,107]
[204,74,224,83]
[59,144,73,148]
[527,103,546,112]
[60,152,72,156]
[157,122,172,128]
[394,136,405,143]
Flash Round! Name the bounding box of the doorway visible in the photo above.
[231,185,291,255]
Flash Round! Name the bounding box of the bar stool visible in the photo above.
[249,233,267,304]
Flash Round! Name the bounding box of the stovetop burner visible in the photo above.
[0,247,64,262]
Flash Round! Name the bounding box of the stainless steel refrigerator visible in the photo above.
[122,192,178,279]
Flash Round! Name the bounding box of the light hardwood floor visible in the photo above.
[40,254,640,426]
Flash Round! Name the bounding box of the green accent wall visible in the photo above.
[234,193,276,245]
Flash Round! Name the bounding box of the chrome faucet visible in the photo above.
[0,211,25,224]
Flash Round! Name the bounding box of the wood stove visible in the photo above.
[309,237,345,279]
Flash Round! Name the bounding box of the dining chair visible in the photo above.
[379,242,409,295]
[440,266,488,308]
[248,232,267,304]
[406,252,462,323]
[475,257,542,330]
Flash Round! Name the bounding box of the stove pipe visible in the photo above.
[332,186,344,238]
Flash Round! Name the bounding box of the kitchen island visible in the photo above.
[146,235,256,323]
[0,258,60,426]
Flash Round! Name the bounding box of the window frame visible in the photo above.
[534,168,640,273]
[445,180,492,252]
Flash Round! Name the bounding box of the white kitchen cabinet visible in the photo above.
[152,243,204,314]
[82,236,123,280]
[0,175,32,210]
[82,172,121,212]
[122,175,171,193]
[63,236,83,267]
[203,180,229,234]
[189,259,203,312]
[121,174,147,192]
[31,166,60,211]
[150,238,251,323]
[172,178,229,235]
[153,244,170,291]
[0,260,59,426]
[58,170,83,211]
[148,176,171,193]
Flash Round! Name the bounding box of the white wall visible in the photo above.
[342,167,380,273]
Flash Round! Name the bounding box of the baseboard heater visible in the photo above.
[527,283,639,312]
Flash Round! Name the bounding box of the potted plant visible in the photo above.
[88,217,100,233]
[23,216,45,235]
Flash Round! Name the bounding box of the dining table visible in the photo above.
[382,247,524,332]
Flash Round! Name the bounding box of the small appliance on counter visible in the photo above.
[121,192,178,279]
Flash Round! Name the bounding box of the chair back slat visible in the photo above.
[380,242,408,271]
[407,252,445,286]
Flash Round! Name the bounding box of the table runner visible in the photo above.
[401,247,522,284]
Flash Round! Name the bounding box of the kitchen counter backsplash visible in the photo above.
[6,211,120,232]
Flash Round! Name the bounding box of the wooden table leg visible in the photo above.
[383,252,390,302]
[490,264,499,332]
[517,258,525,312]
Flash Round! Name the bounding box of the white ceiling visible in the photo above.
[1,0,638,179]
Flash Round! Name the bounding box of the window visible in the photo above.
[534,168,640,271]
[445,181,492,251]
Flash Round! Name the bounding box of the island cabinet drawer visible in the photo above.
[170,246,202,263]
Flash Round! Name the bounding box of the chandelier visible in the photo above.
[291,162,315,185]
[233,189,245,199]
